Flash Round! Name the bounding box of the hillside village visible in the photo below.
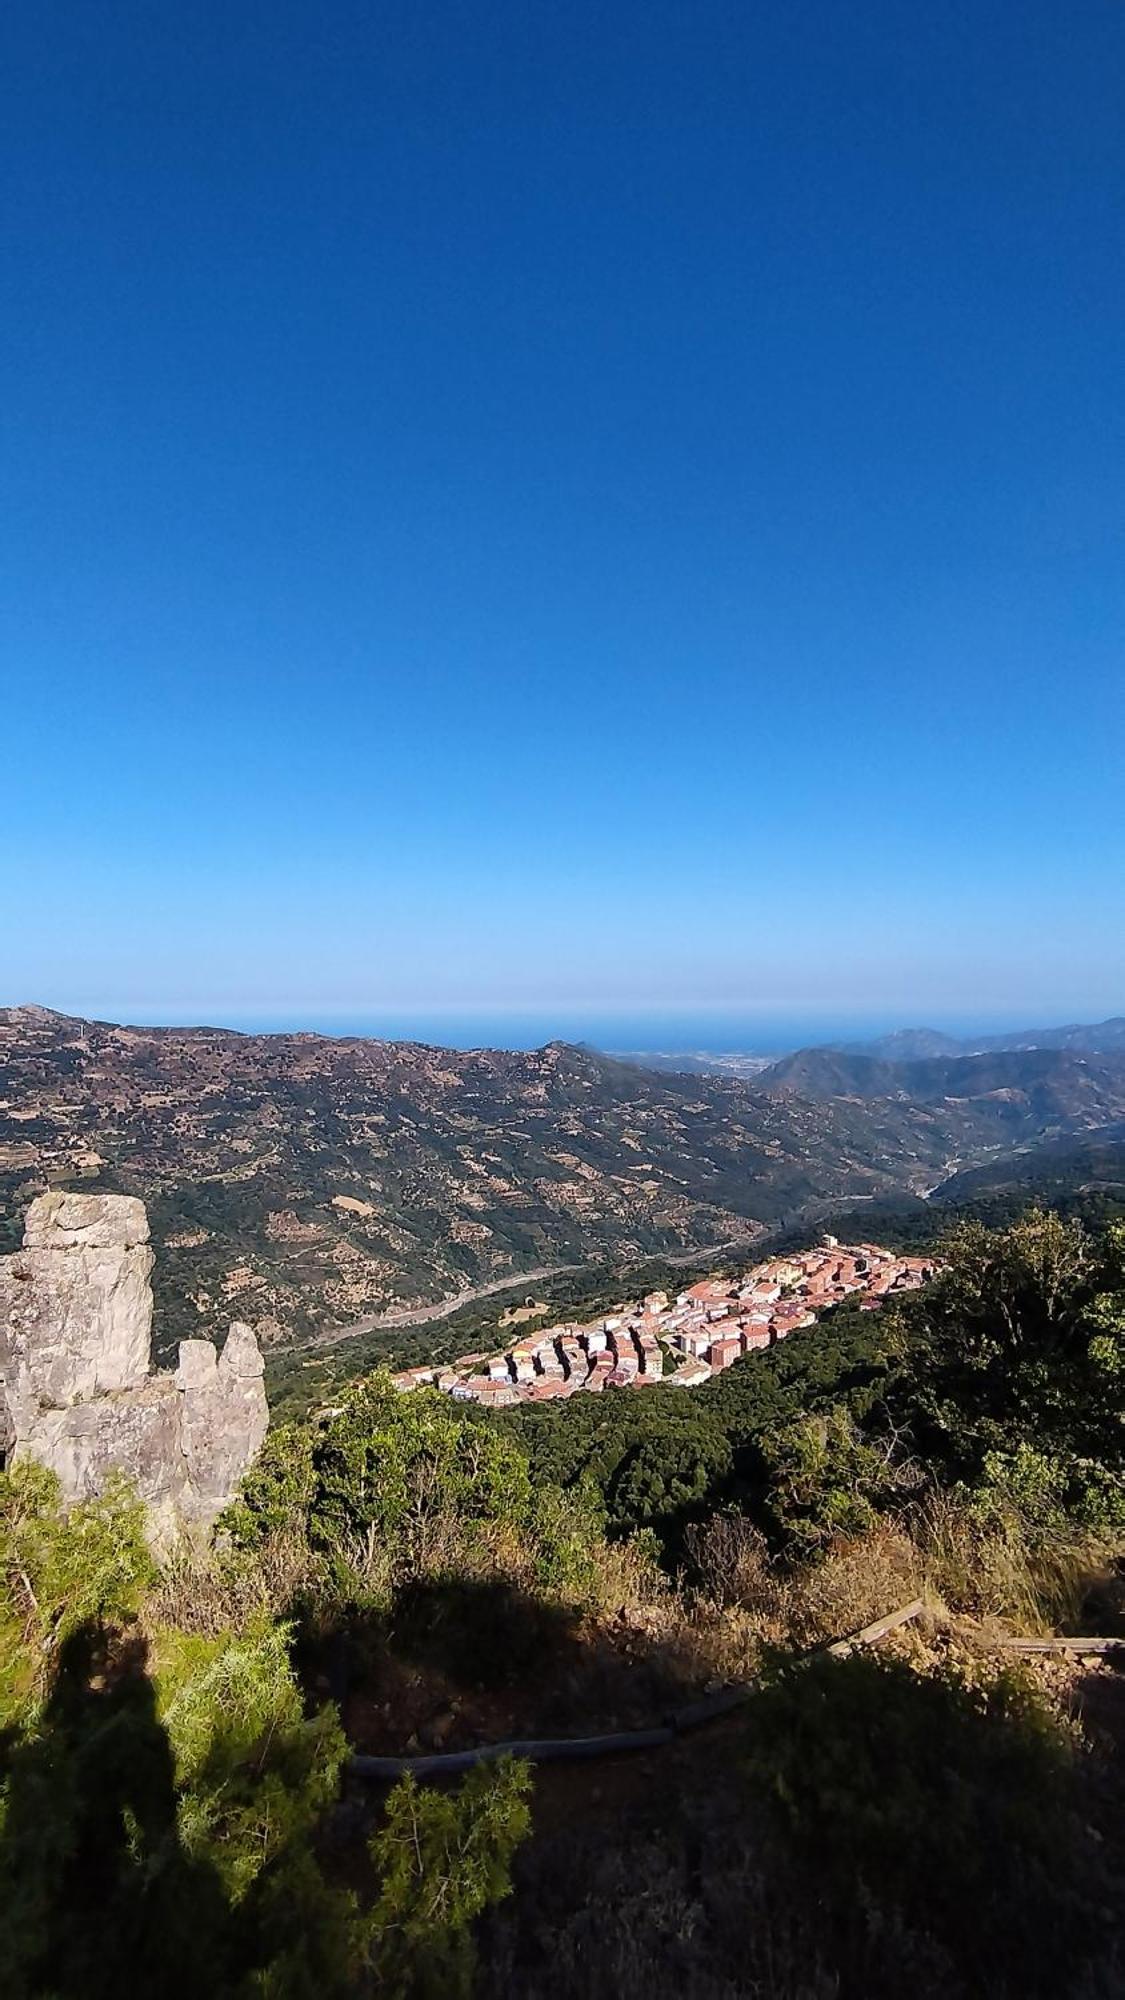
[392,1238,935,1406]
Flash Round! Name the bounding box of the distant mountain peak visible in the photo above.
[837,1027,965,1062]
[0,1003,86,1027]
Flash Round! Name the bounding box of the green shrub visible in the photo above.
[229,1375,537,1601]
[755,1404,903,1556]
[153,1619,347,1904]
[223,1422,317,1548]
[0,1464,363,2000]
[745,1651,1106,1995]
[1,1609,363,1999]
[0,1462,154,1727]
[309,1376,532,1556]
[971,1441,1125,1546]
[527,1480,605,1603]
[368,1757,532,1998]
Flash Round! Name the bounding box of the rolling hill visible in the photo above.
[5,1005,1125,1358]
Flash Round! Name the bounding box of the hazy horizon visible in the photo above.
[12,996,1123,1056]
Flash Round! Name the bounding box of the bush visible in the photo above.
[1,1608,363,1999]
[0,1462,154,1726]
[683,1511,774,1611]
[153,1620,348,1904]
[755,1405,906,1556]
[526,1480,606,1604]
[310,1377,531,1556]
[230,1375,536,1602]
[744,1651,1107,1996]
[0,1463,369,2000]
[223,1422,317,1548]
[368,1757,532,1999]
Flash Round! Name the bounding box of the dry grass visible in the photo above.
[910,1491,1117,1634]
[684,1512,926,1654]
[776,1525,926,1650]
[685,1498,1122,1660]
[145,1528,318,1638]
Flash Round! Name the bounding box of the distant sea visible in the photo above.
[132,1007,1026,1055]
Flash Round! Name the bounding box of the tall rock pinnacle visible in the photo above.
[0,1192,269,1543]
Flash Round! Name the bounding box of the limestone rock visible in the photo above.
[218,1319,267,1384]
[23,1190,150,1251]
[0,1191,269,1544]
[22,1378,183,1507]
[175,1323,269,1532]
[1,1242,155,1411]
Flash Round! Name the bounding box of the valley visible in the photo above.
[4,1005,1125,1368]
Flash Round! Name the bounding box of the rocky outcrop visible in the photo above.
[176,1324,269,1520]
[0,1192,268,1543]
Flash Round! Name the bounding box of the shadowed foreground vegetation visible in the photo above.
[3,1208,1124,1996]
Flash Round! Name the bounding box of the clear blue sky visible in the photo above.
[2,1,1123,1038]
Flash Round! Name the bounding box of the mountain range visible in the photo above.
[619,1015,1125,1075]
[3,1004,1125,1358]
[829,1017,1125,1062]
[756,1043,1125,1109]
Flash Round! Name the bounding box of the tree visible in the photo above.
[755,1405,907,1555]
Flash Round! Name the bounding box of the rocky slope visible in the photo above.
[4,1007,1125,1355]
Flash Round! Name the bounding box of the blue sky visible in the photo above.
[2,1,1123,1038]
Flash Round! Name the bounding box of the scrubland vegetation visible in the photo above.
[2,1208,1123,1996]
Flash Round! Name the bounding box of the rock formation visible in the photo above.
[0,1191,268,1542]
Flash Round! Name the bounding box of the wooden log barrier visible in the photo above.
[826,1597,926,1658]
[994,1635,1125,1655]
[346,1598,927,1782]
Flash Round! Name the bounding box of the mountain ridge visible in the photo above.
[609,1014,1125,1078]
[758,1043,1125,1106]
[6,1005,1125,1358]
[831,1016,1125,1061]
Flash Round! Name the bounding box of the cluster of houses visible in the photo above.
[391,1239,935,1409]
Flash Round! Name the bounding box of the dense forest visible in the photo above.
[3,1205,1124,1997]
